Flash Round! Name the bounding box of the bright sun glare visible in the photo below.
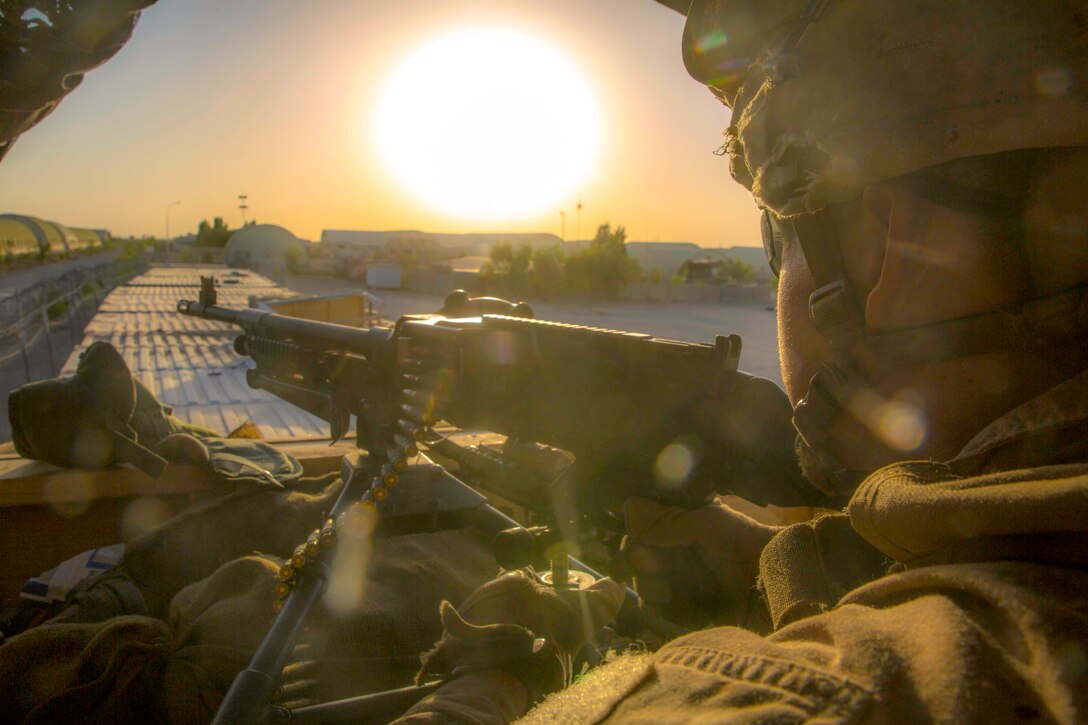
[373,27,601,221]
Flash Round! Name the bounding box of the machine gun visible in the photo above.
[177,276,819,723]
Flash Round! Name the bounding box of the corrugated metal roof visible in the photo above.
[125,266,281,287]
[95,287,271,314]
[62,266,332,441]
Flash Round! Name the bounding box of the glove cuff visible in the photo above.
[416,601,570,704]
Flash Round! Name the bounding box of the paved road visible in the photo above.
[0,250,120,294]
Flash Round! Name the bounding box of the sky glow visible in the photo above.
[0,0,762,247]
[374,28,601,221]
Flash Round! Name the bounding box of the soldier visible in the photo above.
[397,1,1088,722]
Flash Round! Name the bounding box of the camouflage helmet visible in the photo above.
[669,0,1088,216]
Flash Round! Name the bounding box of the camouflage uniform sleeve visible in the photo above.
[522,560,1088,723]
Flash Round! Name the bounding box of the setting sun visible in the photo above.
[372,27,601,221]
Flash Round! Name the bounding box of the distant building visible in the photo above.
[314,230,769,283]
[0,216,39,258]
[435,256,491,274]
[224,223,305,277]
[623,242,703,279]
[0,214,104,255]
[68,227,102,252]
[366,262,402,289]
[318,229,563,261]
[624,241,770,282]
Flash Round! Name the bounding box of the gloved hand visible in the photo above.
[6,341,231,476]
[622,497,780,632]
[398,569,624,723]
[8,341,174,476]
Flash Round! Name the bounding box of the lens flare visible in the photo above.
[848,388,926,452]
[72,428,111,469]
[1036,67,1074,96]
[654,440,696,489]
[43,473,94,518]
[326,504,377,617]
[121,496,172,539]
[480,330,519,365]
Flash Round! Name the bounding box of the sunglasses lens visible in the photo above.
[760,210,784,277]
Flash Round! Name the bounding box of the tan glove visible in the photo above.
[623,497,780,632]
[397,569,624,724]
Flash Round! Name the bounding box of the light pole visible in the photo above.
[576,200,582,241]
[559,210,566,241]
[238,194,248,225]
[165,200,181,241]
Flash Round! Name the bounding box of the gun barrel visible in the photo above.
[177,299,391,355]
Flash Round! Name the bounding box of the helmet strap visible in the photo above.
[787,210,1088,491]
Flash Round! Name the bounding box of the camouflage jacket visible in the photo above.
[517,370,1088,723]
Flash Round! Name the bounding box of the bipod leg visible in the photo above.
[211,452,378,724]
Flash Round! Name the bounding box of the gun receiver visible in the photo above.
[178,282,816,524]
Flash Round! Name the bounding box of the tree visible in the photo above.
[718,258,755,283]
[575,223,637,298]
[508,244,532,292]
[195,217,232,247]
[531,245,564,297]
[385,236,437,269]
[489,240,514,273]
[487,241,533,294]
[285,245,304,274]
[511,244,532,277]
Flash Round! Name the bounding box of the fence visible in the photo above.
[0,258,148,443]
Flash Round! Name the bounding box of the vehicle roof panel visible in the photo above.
[61,266,330,441]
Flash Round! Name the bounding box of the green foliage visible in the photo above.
[47,299,68,320]
[118,239,147,261]
[488,242,561,297]
[484,225,638,299]
[489,240,513,272]
[646,267,664,284]
[196,217,232,247]
[565,223,637,298]
[285,245,304,274]
[511,244,532,276]
[384,236,437,269]
[718,258,755,283]
[531,245,564,297]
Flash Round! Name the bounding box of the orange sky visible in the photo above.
[0,0,763,249]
